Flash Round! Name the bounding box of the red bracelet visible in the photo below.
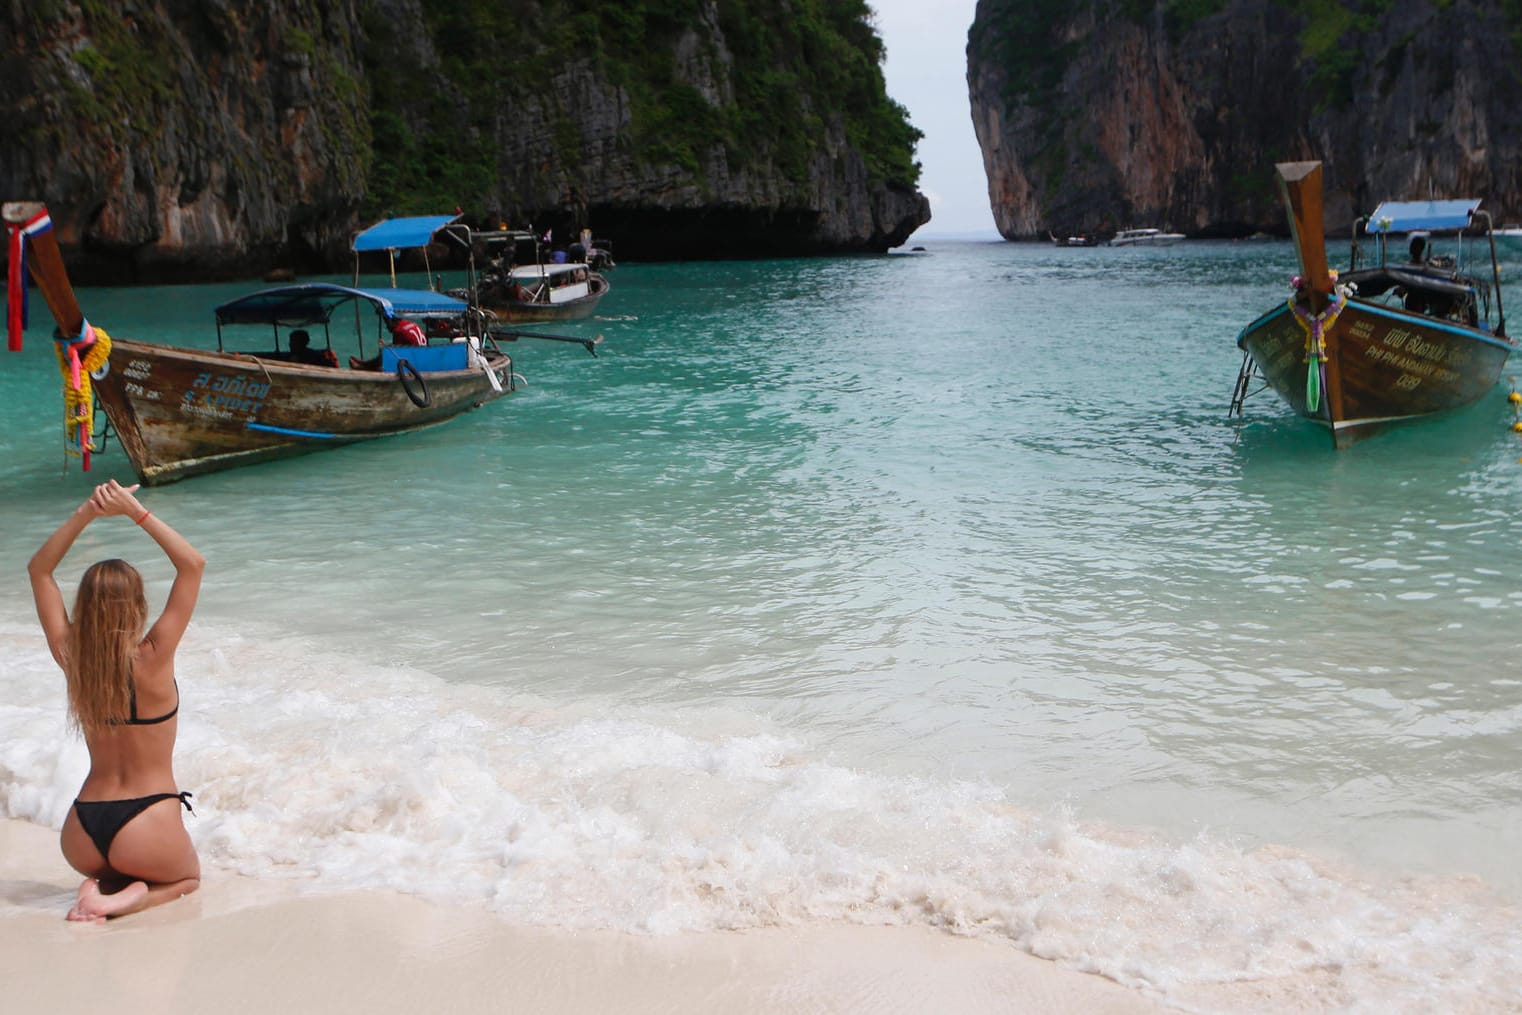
[135,508,151,525]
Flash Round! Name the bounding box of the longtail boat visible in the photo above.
[350,215,609,341]
[453,227,611,323]
[1232,162,1515,447]
[473,260,610,323]
[4,201,516,485]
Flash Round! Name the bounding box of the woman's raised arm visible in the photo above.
[91,481,206,655]
[28,492,106,666]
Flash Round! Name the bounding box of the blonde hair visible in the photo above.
[65,559,147,736]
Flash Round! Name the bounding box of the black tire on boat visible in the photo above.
[397,360,432,408]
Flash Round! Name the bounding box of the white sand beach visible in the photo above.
[1,818,1178,1015]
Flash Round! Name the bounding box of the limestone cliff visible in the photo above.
[967,0,1522,240]
[0,1,371,281]
[363,0,928,261]
[0,0,928,282]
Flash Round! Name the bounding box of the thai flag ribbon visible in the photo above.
[55,318,101,468]
[7,209,52,352]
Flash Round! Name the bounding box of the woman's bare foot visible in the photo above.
[66,878,148,923]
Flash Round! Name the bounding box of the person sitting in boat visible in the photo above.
[389,316,427,347]
[1397,235,1446,315]
[349,316,427,371]
[288,330,336,367]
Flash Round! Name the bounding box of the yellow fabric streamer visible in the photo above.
[54,326,112,457]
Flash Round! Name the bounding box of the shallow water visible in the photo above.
[3,239,1520,1009]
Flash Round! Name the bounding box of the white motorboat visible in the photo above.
[1107,227,1185,247]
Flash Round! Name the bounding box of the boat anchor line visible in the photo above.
[237,355,275,385]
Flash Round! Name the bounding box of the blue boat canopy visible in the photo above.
[1366,199,1483,234]
[214,283,469,326]
[351,214,460,253]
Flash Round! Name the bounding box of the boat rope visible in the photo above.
[53,319,111,471]
[1288,273,1345,413]
[5,207,52,352]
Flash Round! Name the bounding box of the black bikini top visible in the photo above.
[120,680,179,725]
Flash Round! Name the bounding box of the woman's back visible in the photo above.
[78,653,180,797]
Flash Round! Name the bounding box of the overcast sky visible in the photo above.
[871,0,998,237]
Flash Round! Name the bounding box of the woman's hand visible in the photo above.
[33,481,145,660]
[87,479,145,518]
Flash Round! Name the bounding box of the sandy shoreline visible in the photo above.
[0,817,1171,1014]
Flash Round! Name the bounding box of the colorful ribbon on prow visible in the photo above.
[5,206,52,351]
[1288,270,1345,414]
[54,319,111,471]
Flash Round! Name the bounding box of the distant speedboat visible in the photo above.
[1107,227,1185,247]
[1231,161,1515,448]
[1048,230,1099,247]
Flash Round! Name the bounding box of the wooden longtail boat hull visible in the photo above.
[1237,301,1514,447]
[1234,162,1515,447]
[7,199,522,485]
[477,274,609,323]
[93,339,512,485]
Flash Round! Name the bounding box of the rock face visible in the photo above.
[0,1,928,282]
[967,0,1522,240]
[1,3,372,282]
[360,0,930,263]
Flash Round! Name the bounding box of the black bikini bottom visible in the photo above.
[74,792,195,861]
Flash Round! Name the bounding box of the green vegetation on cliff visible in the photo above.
[32,0,180,142]
[11,0,373,224]
[971,0,1427,109]
[966,0,1074,99]
[1281,0,1394,109]
[362,0,922,219]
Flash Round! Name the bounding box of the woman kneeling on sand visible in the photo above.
[29,479,206,922]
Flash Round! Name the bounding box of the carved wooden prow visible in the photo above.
[1275,162,1334,308]
[3,201,85,340]
[1274,161,1347,424]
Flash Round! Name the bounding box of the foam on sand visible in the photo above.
[0,818,1167,1015]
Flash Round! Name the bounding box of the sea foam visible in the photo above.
[2,617,1518,1011]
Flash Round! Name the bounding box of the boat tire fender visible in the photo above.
[397,360,432,408]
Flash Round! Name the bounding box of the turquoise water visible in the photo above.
[3,240,1521,1008]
